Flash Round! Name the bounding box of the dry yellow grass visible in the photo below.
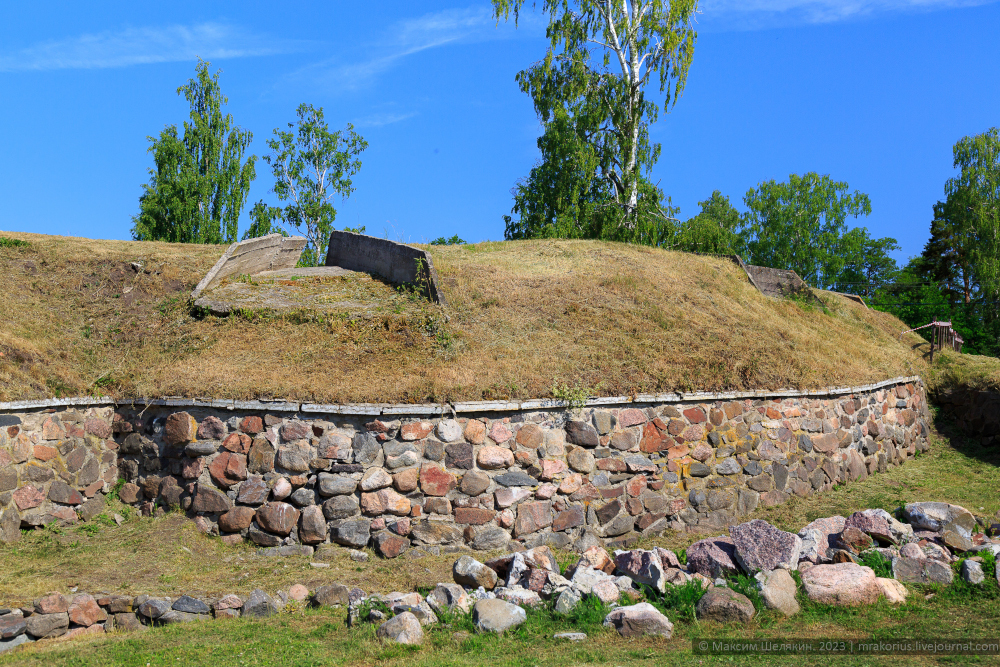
[0,231,931,404]
[925,348,1000,394]
[0,505,465,606]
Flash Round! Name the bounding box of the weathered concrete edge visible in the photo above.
[324,231,447,306]
[725,254,765,295]
[190,234,308,300]
[0,375,922,415]
[0,396,118,411]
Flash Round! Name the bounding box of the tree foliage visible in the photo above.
[873,148,998,356]
[947,128,1000,300]
[430,235,467,245]
[671,190,744,255]
[923,188,979,305]
[740,173,888,289]
[504,106,677,242]
[132,60,257,244]
[495,0,697,238]
[250,104,368,266]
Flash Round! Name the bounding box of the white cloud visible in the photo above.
[700,0,997,27]
[0,23,297,72]
[353,111,418,128]
[294,6,533,91]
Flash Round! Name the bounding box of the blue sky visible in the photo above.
[1,1,998,263]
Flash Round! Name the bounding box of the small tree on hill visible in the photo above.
[132,59,257,244]
[673,190,744,255]
[495,0,698,240]
[248,104,367,267]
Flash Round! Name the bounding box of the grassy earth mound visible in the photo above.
[0,231,935,404]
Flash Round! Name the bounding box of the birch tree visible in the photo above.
[740,173,879,290]
[132,60,256,244]
[494,0,698,234]
[947,128,1000,301]
[252,104,368,266]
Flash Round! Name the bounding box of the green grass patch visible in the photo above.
[0,236,29,248]
[643,579,708,623]
[858,550,894,579]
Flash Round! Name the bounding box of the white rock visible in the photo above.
[755,569,800,616]
[555,588,582,614]
[495,586,542,607]
[614,576,636,592]
[603,602,673,638]
[360,468,393,492]
[376,612,424,645]
[272,478,292,501]
[570,565,615,596]
[473,599,526,634]
[437,419,463,443]
[426,583,472,615]
[875,577,908,604]
[454,555,498,590]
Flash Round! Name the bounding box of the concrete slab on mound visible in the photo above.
[191,231,446,315]
[193,270,392,317]
[743,263,821,303]
[191,234,308,300]
[326,231,446,305]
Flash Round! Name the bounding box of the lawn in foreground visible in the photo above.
[3,579,999,667]
[2,415,999,666]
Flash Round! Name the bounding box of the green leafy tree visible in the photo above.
[740,173,884,289]
[923,188,979,305]
[250,104,368,266]
[494,0,698,237]
[871,187,1000,356]
[673,190,744,254]
[504,106,664,240]
[830,227,900,298]
[132,59,256,244]
[947,128,1000,301]
[890,183,997,356]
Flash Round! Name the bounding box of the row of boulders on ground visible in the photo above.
[0,587,291,653]
[4,500,995,654]
[0,584,328,654]
[684,501,1000,591]
[366,501,1000,644]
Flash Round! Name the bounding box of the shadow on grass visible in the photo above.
[929,404,1000,470]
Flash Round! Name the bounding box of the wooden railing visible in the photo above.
[901,320,964,361]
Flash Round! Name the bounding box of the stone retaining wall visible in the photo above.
[0,378,931,555]
[933,388,1000,443]
[0,407,118,543]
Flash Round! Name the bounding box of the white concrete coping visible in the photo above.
[0,376,924,416]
